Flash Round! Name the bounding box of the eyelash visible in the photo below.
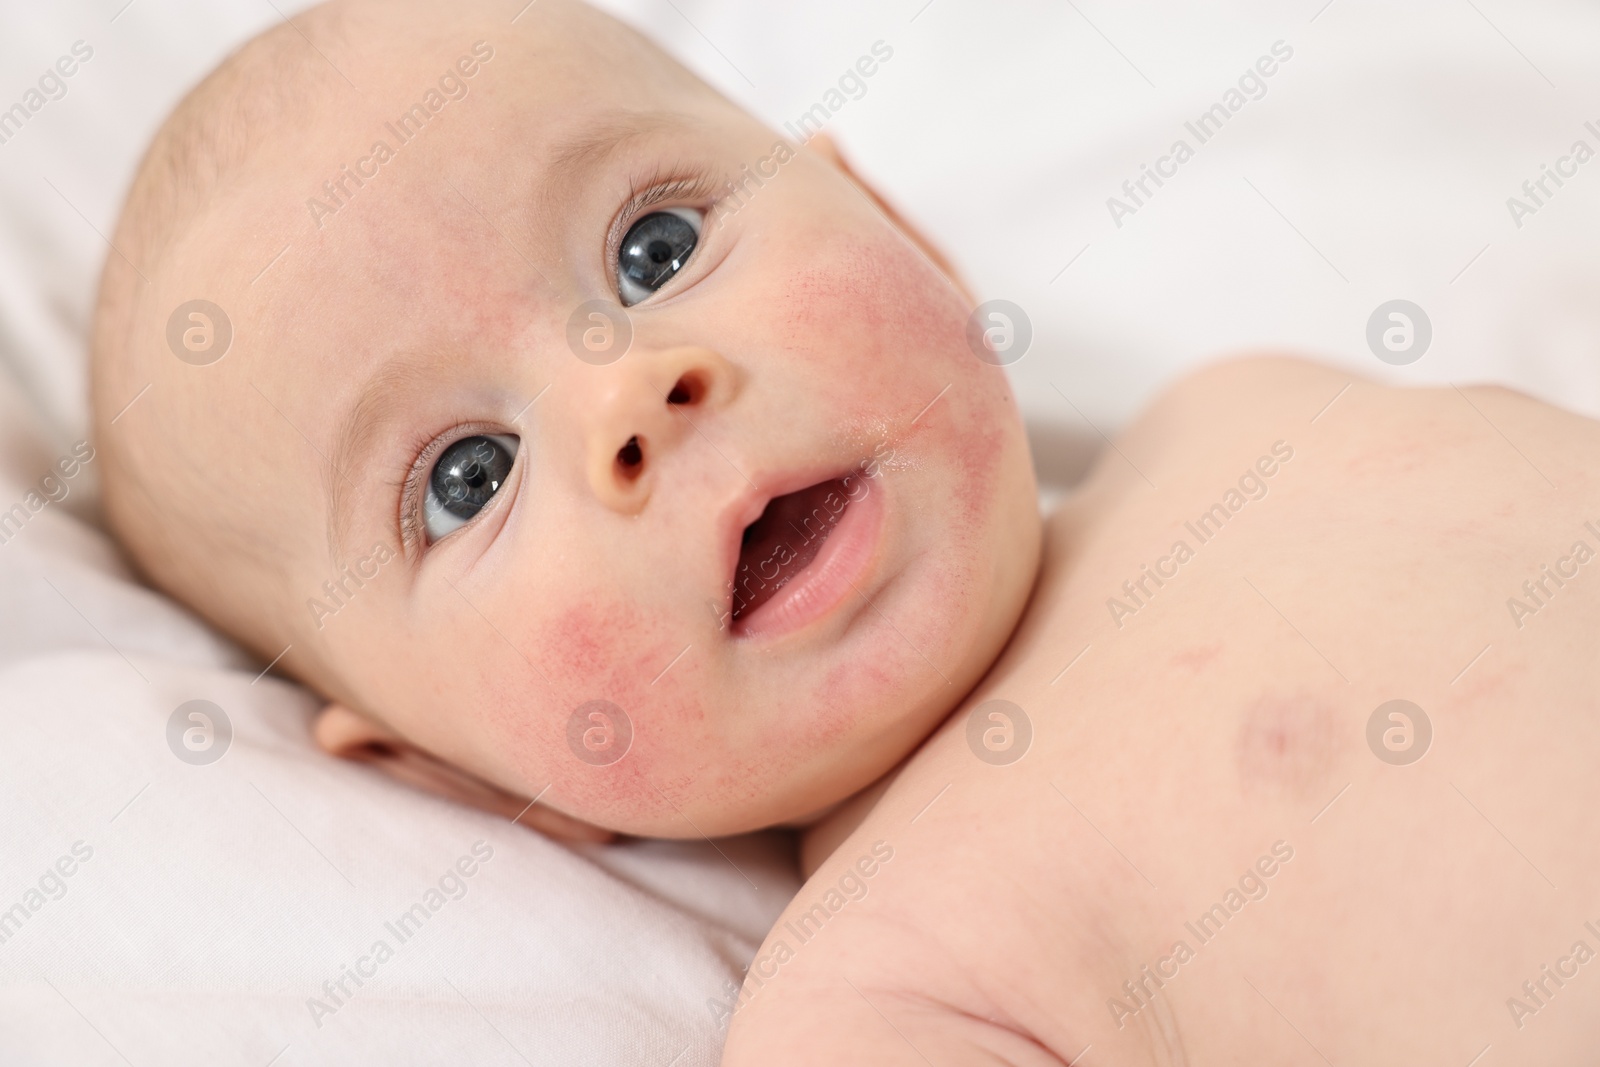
[396,420,510,554]
[393,171,729,555]
[605,168,727,291]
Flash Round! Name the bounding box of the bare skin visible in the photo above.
[92,5,1600,1058]
[722,357,1600,1065]
[91,0,1040,840]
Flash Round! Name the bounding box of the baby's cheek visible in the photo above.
[782,231,1016,534]
[493,599,714,825]
[950,401,1011,535]
[537,600,640,684]
[779,234,971,417]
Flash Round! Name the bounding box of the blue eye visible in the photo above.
[617,207,701,306]
[423,434,518,542]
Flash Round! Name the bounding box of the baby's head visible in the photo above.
[91,0,1041,837]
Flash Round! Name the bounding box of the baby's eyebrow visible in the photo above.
[538,110,690,206]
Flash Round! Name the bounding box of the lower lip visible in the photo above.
[731,480,886,641]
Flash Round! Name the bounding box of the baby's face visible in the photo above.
[135,0,1039,835]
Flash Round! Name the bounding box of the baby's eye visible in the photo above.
[617,207,702,306]
[423,433,518,542]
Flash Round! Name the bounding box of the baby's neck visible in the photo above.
[795,770,899,877]
[792,552,1049,876]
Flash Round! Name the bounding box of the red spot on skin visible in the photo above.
[808,652,899,749]
[1170,641,1224,674]
[1342,435,1432,479]
[1448,655,1524,732]
[952,410,1008,533]
[1233,691,1343,800]
[544,602,618,681]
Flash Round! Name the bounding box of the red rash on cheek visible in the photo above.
[562,672,727,833]
[531,600,684,718]
[778,234,971,417]
[954,405,1009,528]
[779,232,1014,527]
[505,599,722,827]
[539,601,622,685]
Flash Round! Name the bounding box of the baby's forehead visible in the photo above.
[148,0,749,524]
[221,101,728,385]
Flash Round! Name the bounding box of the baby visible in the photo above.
[91,1,1600,1063]
[93,0,1039,843]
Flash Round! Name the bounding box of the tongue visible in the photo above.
[731,479,851,623]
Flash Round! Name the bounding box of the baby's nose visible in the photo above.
[581,344,737,513]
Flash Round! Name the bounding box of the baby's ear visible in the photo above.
[311,703,614,843]
[805,131,975,304]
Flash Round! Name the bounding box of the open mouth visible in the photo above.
[722,463,891,641]
[731,478,852,625]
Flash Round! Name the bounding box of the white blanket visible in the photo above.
[3,0,1598,1063]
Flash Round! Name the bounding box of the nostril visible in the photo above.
[666,372,702,405]
[616,435,643,479]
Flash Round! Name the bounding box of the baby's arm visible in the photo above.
[720,829,1075,1066]
[722,714,1134,1067]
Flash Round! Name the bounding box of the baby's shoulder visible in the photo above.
[720,814,1148,1065]
[1140,353,1350,427]
[1108,353,1600,502]
[717,846,1089,1066]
